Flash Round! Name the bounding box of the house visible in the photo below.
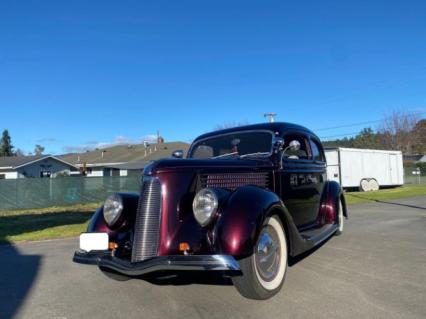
[403,154,426,163]
[417,155,426,163]
[60,141,190,177]
[0,155,78,179]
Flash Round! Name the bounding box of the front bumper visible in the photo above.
[73,250,240,276]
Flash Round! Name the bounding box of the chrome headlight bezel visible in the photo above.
[192,188,219,227]
[103,193,124,227]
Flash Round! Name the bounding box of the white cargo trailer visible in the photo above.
[324,148,404,191]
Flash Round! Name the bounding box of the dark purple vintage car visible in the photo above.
[73,122,347,299]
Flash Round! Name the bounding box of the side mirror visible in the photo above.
[172,150,184,158]
[289,140,301,151]
[274,137,285,151]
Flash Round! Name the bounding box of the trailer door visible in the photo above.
[389,154,399,184]
[325,149,340,184]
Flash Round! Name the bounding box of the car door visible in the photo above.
[308,136,327,220]
[279,131,320,229]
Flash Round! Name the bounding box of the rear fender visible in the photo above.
[318,181,347,225]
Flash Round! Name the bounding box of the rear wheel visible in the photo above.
[369,179,379,191]
[232,215,287,300]
[360,179,371,192]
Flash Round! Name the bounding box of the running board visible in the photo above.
[300,224,338,246]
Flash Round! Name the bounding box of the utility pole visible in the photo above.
[264,113,277,123]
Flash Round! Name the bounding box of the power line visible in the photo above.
[320,131,362,140]
[313,111,426,132]
[314,120,381,132]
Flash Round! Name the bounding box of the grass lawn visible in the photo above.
[0,185,424,245]
[0,203,100,244]
[344,184,426,205]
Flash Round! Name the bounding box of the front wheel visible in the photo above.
[232,215,288,300]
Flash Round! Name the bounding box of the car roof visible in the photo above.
[193,122,319,143]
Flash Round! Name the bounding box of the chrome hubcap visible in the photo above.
[255,226,280,282]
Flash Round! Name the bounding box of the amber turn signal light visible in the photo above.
[179,242,190,252]
[109,242,118,250]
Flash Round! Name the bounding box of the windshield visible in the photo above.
[189,131,273,159]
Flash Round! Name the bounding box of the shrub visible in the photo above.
[415,162,426,175]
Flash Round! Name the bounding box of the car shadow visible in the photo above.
[0,210,92,317]
[138,270,235,286]
[288,236,332,267]
[135,235,335,285]
[0,243,41,318]
[347,194,426,210]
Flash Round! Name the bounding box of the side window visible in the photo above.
[282,133,312,161]
[310,139,325,162]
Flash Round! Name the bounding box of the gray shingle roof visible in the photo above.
[0,155,48,168]
[60,142,190,166]
[0,155,77,169]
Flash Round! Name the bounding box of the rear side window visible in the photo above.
[282,133,312,160]
[310,139,325,162]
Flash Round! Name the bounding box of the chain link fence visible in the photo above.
[404,164,425,185]
[0,176,141,211]
[0,164,424,211]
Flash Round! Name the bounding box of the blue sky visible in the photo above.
[1,1,425,154]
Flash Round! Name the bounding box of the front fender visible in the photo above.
[87,206,109,233]
[86,192,140,238]
[213,186,281,258]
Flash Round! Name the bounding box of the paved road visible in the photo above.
[1,196,425,319]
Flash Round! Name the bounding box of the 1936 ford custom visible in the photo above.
[73,122,347,300]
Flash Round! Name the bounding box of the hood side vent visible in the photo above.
[200,172,270,190]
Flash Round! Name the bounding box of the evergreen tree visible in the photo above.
[0,129,14,156]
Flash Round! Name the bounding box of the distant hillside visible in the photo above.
[60,141,190,165]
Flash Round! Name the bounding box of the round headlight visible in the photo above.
[103,194,123,227]
[192,188,219,226]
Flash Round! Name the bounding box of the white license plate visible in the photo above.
[80,233,109,252]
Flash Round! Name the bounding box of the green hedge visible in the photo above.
[415,162,426,175]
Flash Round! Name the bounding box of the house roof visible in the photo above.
[0,155,78,169]
[403,154,425,162]
[60,141,190,166]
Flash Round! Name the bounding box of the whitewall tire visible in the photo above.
[335,200,344,236]
[232,215,287,299]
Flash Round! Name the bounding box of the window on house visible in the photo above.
[40,171,51,178]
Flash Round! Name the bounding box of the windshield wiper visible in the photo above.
[211,152,239,159]
[239,152,270,158]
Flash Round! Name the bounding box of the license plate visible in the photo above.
[80,233,109,252]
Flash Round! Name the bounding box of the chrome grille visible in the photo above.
[131,176,162,263]
[201,172,270,190]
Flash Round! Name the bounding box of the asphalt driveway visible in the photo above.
[1,196,425,319]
